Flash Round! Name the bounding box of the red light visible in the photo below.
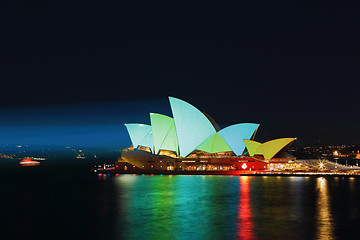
[20,158,32,163]
[237,177,255,239]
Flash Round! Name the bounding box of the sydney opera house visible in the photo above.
[117,97,296,172]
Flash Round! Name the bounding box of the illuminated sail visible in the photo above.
[244,138,295,160]
[169,97,216,157]
[196,133,232,153]
[218,123,259,156]
[125,123,154,152]
[150,113,179,155]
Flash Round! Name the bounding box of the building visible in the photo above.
[118,97,296,172]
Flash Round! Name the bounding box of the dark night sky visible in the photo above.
[0,1,359,147]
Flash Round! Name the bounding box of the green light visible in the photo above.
[196,133,232,153]
[150,113,179,155]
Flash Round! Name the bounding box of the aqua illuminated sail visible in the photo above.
[169,97,216,157]
[125,123,154,152]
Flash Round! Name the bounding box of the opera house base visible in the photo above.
[92,169,360,178]
[93,169,248,175]
[91,149,360,177]
[117,149,269,172]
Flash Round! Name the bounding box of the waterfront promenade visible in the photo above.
[93,159,360,177]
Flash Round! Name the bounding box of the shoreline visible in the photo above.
[92,169,360,177]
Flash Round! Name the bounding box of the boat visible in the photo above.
[20,158,40,166]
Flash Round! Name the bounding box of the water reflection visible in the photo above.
[115,175,177,239]
[316,177,334,240]
[106,174,343,239]
[237,176,255,239]
[6,165,360,240]
[114,175,240,239]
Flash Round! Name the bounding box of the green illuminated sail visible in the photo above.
[150,113,179,155]
[196,133,232,154]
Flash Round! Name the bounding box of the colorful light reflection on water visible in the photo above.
[95,174,358,240]
[237,176,255,239]
[5,165,360,240]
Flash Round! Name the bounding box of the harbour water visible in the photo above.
[2,161,360,240]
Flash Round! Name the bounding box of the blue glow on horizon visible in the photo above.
[0,99,170,148]
[0,125,128,148]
